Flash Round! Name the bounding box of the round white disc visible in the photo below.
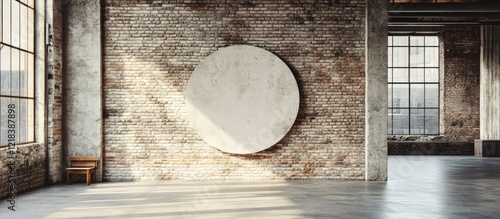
[185,45,299,154]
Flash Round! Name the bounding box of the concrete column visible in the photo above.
[477,26,500,157]
[63,0,103,180]
[480,25,500,140]
[365,0,388,180]
[35,0,49,182]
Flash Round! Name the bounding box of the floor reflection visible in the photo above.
[0,156,499,218]
[382,156,500,219]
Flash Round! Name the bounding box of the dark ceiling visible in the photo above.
[388,0,500,26]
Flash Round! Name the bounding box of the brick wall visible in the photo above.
[388,142,474,155]
[103,0,366,180]
[0,145,45,200]
[441,26,480,142]
[47,0,64,183]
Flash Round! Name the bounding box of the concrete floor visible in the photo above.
[1,156,500,219]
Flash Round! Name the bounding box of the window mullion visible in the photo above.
[407,37,411,134]
[423,37,426,134]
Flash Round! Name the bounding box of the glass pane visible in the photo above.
[11,49,19,96]
[386,36,441,136]
[19,52,27,96]
[425,47,439,67]
[393,109,409,134]
[0,97,9,145]
[388,84,392,107]
[388,47,393,67]
[410,36,424,46]
[410,47,424,67]
[410,109,425,135]
[20,5,27,50]
[410,68,424,82]
[425,84,439,108]
[12,1,20,48]
[393,68,408,82]
[425,36,439,46]
[425,68,439,83]
[19,98,27,142]
[393,84,409,107]
[392,47,409,67]
[27,53,34,97]
[1,46,10,96]
[3,0,11,44]
[425,109,439,134]
[410,84,424,108]
[393,36,408,46]
[27,9,34,52]
[388,111,393,135]
[27,99,34,141]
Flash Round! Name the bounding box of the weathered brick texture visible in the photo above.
[0,145,45,199]
[47,0,64,183]
[388,142,473,155]
[104,0,366,180]
[441,26,480,142]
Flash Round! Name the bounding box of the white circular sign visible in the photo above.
[185,45,300,154]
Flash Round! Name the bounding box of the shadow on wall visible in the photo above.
[103,1,366,181]
[103,48,364,180]
[104,53,310,181]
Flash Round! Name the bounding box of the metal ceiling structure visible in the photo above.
[388,0,500,26]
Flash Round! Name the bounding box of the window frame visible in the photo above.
[0,0,36,148]
[388,35,440,135]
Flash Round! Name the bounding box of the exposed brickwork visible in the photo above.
[388,142,473,155]
[389,26,480,153]
[103,0,366,180]
[47,0,64,183]
[441,26,480,142]
[0,144,45,199]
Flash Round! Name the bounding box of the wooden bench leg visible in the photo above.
[67,172,71,185]
[92,170,96,183]
[86,169,91,185]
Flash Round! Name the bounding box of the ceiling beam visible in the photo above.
[389,2,500,26]
[389,12,500,18]
[389,2,500,13]
[388,25,443,33]
[389,21,500,26]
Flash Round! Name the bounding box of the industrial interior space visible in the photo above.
[1,0,500,218]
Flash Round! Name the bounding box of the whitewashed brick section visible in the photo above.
[104,0,366,181]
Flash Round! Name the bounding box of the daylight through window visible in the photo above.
[1,0,35,147]
[388,35,440,135]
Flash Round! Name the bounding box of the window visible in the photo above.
[388,36,440,135]
[1,0,35,147]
